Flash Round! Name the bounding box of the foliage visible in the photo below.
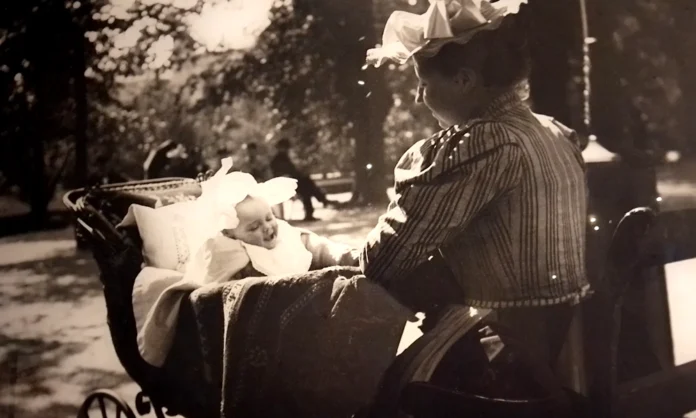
[591,0,687,156]
[381,62,438,169]
[0,0,106,205]
[195,1,358,172]
[5,0,696,220]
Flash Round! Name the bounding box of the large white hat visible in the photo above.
[366,0,528,67]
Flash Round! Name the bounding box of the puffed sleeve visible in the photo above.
[360,123,524,286]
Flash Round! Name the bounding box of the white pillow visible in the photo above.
[120,202,207,273]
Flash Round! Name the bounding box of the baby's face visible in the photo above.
[227,196,279,249]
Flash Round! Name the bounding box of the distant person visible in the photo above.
[143,140,199,179]
[188,146,209,178]
[241,142,273,182]
[161,143,200,178]
[270,138,335,222]
[143,140,178,179]
[89,154,129,186]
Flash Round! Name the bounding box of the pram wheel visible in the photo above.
[134,392,151,415]
[77,389,136,418]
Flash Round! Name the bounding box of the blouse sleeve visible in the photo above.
[359,124,524,286]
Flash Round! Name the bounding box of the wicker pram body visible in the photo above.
[63,178,217,418]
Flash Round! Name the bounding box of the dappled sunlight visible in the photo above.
[187,0,275,52]
[107,0,276,72]
[0,228,140,418]
[146,34,175,70]
[0,296,141,418]
[0,309,137,418]
[0,249,103,305]
[280,191,382,246]
[0,240,75,267]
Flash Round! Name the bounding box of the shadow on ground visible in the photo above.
[0,247,101,306]
[291,206,380,248]
[0,227,142,418]
[0,327,137,418]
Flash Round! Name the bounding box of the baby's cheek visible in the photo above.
[251,231,265,244]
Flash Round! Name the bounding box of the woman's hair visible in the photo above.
[415,12,531,89]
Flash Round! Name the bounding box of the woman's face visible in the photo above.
[414,61,472,129]
[227,196,279,249]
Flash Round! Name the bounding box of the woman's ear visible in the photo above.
[455,68,477,94]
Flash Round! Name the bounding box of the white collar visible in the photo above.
[240,220,313,277]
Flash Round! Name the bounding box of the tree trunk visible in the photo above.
[322,0,392,205]
[29,87,49,228]
[674,0,696,155]
[73,18,89,187]
[527,0,581,129]
[350,67,391,205]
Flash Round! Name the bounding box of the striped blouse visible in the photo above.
[359,92,591,309]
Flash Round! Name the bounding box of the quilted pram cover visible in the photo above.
[182,266,410,418]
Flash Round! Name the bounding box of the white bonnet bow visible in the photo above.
[196,158,298,237]
[366,0,528,67]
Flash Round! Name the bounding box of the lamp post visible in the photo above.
[580,0,675,386]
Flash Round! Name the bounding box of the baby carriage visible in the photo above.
[63,177,656,418]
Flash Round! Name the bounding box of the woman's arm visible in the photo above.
[360,123,524,286]
[301,230,360,269]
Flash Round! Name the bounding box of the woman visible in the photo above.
[362,0,590,372]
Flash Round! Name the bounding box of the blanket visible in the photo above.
[132,261,258,368]
[179,266,410,418]
[133,227,360,367]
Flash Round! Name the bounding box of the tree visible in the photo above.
[83,0,429,205]
[526,0,582,130]
[313,0,392,204]
[0,0,109,225]
[192,0,395,203]
[587,0,686,159]
[673,0,696,155]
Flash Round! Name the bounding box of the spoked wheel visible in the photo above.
[76,389,136,418]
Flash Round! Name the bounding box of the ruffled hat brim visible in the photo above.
[366,0,528,67]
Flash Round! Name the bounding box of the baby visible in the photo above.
[227,195,280,249]
[185,158,358,284]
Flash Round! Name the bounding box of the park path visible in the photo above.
[0,227,149,418]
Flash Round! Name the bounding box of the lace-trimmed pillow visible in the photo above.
[119,201,207,273]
